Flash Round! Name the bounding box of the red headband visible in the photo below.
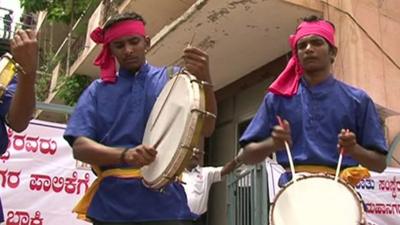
[268,20,335,96]
[90,20,146,83]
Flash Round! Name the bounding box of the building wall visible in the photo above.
[326,0,400,166]
[207,55,287,225]
[208,78,273,225]
[207,1,400,223]
[285,0,400,165]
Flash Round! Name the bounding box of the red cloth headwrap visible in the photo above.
[268,20,335,96]
[90,20,146,83]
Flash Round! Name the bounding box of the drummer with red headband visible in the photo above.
[63,12,217,225]
[237,15,387,186]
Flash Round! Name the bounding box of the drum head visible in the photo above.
[141,74,199,185]
[270,175,363,225]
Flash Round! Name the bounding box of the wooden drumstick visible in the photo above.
[277,116,296,182]
[335,129,349,182]
[166,32,196,70]
[151,109,179,148]
[188,32,196,47]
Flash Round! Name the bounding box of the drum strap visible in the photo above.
[72,166,141,221]
[287,165,370,186]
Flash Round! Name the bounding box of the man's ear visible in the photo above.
[330,46,338,63]
[145,36,151,51]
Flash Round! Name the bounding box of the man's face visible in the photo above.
[109,34,150,72]
[296,34,336,73]
[188,149,202,169]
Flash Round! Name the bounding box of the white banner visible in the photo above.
[266,159,400,225]
[0,120,95,225]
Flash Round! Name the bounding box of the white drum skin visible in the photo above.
[141,73,205,189]
[270,174,365,225]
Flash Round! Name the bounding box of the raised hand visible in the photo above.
[338,129,357,155]
[10,29,38,77]
[272,118,292,151]
[182,46,211,82]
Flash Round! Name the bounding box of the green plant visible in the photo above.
[20,0,93,24]
[56,74,92,106]
[35,50,57,102]
[36,72,52,102]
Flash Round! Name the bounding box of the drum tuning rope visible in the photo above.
[277,116,296,182]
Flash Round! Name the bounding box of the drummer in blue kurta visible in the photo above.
[237,15,387,187]
[63,12,217,225]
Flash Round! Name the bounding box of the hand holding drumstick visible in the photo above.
[337,129,357,155]
[276,116,296,181]
[122,145,157,168]
[273,116,292,151]
[335,129,351,181]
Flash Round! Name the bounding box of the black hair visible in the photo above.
[103,12,146,31]
[301,15,335,30]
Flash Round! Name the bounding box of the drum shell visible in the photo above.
[269,174,365,225]
[141,73,206,189]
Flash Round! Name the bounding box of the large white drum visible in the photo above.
[141,72,206,189]
[270,174,365,225]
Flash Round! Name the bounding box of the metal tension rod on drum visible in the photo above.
[190,78,213,89]
[191,108,216,119]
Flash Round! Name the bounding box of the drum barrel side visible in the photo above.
[171,75,206,177]
[144,74,206,189]
[269,174,365,225]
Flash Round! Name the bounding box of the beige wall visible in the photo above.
[208,1,400,223]
[323,0,400,166]
[285,0,400,166]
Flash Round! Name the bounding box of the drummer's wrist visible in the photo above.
[346,144,362,157]
[120,147,130,164]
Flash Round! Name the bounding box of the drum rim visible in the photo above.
[269,173,366,225]
[142,73,206,189]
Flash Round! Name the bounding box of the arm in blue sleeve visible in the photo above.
[356,94,388,155]
[239,93,275,147]
[63,81,98,146]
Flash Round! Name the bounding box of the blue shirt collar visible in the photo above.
[300,74,335,94]
[117,62,150,79]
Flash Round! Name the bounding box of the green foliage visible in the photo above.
[35,50,57,102]
[36,72,52,102]
[57,74,92,106]
[20,0,92,23]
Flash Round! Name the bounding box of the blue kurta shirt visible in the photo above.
[0,76,17,155]
[0,76,17,223]
[64,64,194,222]
[240,76,387,168]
